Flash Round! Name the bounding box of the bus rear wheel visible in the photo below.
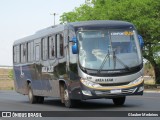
[112,96,126,106]
[28,83,44,104]
[28,83,38,104]
[37,96,44,104]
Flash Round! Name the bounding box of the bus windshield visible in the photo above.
[78,29,142,70]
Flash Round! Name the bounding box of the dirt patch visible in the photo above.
[0,79,14,90]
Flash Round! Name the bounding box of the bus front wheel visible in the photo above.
[112,97,126,106]
[62,85,77,108]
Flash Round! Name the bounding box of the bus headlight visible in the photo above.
[128,76,143,85]
[81,79,101,88]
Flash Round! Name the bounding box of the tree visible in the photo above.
[60,0,160,84]
[108,0,160,84]
[60,3,93,23]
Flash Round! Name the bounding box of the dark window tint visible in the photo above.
[57,33,64,58]
[42,38,48,60]
[35,45,40,61]
[60,34,64,57]
[27,42,34,62]
[49,36,55,59]
[13,45,20,63]
[20,44,27,63]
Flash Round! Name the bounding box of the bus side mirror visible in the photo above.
[71,37,78,54]
[138,35,144,48]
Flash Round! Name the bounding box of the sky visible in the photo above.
[0,0,85,66]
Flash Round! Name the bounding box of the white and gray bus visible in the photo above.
[13,20,144,108]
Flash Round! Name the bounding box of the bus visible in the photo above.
[13,20,144,108]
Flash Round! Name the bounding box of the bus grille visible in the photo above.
[99,82,130,87]
[95,88,137,96]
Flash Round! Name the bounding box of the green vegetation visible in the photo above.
[60,0,160,84]
[0,68,14,90]
[0,79,14,90]
[8,69,14,79]
[144,62,155,85]
[144,62,154,77]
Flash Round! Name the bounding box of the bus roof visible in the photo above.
[13,20,135,45]
[13,24,65,45]
[68,20,134,28]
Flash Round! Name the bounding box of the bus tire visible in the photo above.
[28,83,38,104]
[63,85,76,108]
[112,96,126,106]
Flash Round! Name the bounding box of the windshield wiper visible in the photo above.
[112,51,130,71]
[98,50,110,74]
[97,50,131,75]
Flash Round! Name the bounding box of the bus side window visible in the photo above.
[42,38,48,60]
[20,44,27,63]
[56,33,64,58]
[35,45,40,61]
[13,45,20,63]
[13,46,16,63]
[49,35,55,59]
[60,34,64,57]
[27,42,34,62]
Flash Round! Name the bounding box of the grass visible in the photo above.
[0,79,14,90]
[0,68,14,90]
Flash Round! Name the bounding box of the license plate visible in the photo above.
[110,89,122,94]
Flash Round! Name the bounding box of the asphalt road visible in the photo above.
[0,90,160,120]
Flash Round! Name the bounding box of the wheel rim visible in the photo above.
[28,89,32,100]
[64,89,69,101]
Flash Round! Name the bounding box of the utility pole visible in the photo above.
[50,13,58,25]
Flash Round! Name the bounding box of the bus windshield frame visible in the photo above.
[77,29,142,71]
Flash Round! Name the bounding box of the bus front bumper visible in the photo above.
[81,84,143,100]
[80,78,144,100]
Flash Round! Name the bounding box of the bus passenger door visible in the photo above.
[68,30,78,79]
[33,40,43,95]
